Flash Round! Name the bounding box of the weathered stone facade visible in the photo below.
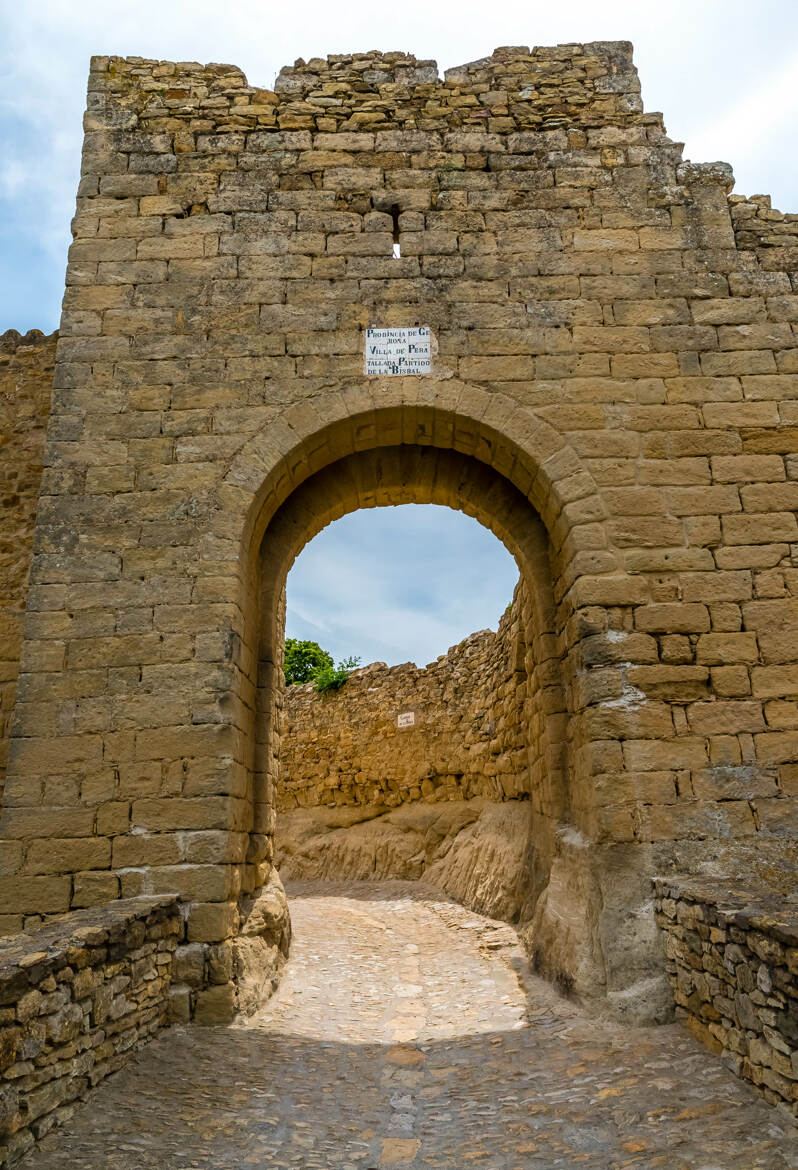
[0,896,181,1166]
[0,331,56,806]
[654,877,798,1119]
[0,41,796,1030]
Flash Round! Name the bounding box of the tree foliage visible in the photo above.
[313,655,361,694]
[283,638,333,685]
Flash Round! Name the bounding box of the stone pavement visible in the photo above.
[21,881,797,1169]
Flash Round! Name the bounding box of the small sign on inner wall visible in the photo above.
[365,327,431,376]
[397,711,416,728]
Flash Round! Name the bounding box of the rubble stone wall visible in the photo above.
[654,877,798,1119]
[0,332,56,805]
[0,896,181,1166]
[279,583,528,811]
[275,583,538,923]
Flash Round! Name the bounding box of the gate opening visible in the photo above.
[250,443,572,976]
[275,502,531,918]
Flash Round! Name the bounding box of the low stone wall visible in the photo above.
[0,896,181,1166]
[654,877,798,1120]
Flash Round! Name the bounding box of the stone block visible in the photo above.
[686,701,765,736]
[172,943,205,987]
[131,796,240,833]
[72,871,121,908]
[187,902,239,944]
[635,603,710,634]
[193,982,235,1025]
[112,833,182,868]
[0,877,71,915]
[696,634,759,665]
[622,738,708,771]
[24,837,111,876]
[168,984,191,1022]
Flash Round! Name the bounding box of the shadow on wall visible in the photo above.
[0,330,57,808]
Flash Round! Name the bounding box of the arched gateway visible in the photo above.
[1,43,796,1032]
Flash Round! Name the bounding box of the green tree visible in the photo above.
[313,655,361,694]
[283,638,333,685]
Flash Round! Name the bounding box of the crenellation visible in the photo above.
[83,43,661,156]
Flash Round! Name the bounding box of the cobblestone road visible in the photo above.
[22,881,796,1168]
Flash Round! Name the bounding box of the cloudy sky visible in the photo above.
[3,2,797,665]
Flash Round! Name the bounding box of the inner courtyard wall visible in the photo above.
[0,41,796,1023]
[278,584,528,813]
[275,584,540,922]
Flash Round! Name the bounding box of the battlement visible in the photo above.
[88,41,656,137]
[0,327,56,354]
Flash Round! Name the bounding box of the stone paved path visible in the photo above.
[22,881,797,1168]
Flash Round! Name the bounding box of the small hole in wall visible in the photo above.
[391,204,401,258]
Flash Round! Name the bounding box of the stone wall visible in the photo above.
[0,896,181,1166]
[0,331,55,805]
[654,877,798,1119]
[276,583,537,920]
[279,583,528,811]
[730,193,798,252]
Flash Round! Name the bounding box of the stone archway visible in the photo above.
[225,401,670,1022]
[255,445,565,946]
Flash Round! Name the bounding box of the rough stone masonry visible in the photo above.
[0,895,182,1165]
[0,41,796,1048]
[654,876,798,1116]
[0,330,56,808]
[277,588,533,922]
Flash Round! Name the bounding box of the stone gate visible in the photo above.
[1,41,797,1031]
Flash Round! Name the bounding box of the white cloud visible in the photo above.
[0,158,27,198]
[683,46,798,207]
[286,506,518,666]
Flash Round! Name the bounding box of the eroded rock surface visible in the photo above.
[276,799,532,921]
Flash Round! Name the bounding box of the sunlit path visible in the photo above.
[21,882,796,1169]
